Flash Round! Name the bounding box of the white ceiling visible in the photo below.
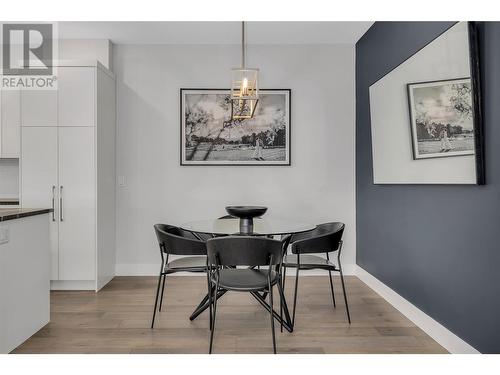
[57,21,373,45]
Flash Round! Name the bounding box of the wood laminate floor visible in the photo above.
[13,276,447,354]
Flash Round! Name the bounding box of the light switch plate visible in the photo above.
[0,226,9,245]
[118,175,126,187]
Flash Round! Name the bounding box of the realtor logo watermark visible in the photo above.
[1,22,58,89]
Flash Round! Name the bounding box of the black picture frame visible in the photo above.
[468,21,485,185]
[406,77,476,161]
[180,88,291,166]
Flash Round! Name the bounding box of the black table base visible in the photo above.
[239,217,254,234]
[189,285,294,333]
[187,229,300,333]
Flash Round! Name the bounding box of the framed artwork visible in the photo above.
[407,78,475,160]
[180,88,291,166]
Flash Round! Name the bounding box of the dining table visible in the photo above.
[179,217,316,333]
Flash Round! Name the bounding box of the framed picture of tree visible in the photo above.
[180,88,291,166]
[407,78,475,160]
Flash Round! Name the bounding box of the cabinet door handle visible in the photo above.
[51,185,56,222]
[59,186,64,222]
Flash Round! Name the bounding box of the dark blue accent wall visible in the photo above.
[356,22,500,353]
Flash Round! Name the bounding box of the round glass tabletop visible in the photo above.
[180,218,316,236]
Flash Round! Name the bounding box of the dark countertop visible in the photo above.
[0,199,20,206]
[0,208,53,222]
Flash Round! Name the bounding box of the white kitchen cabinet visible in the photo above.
[20,67,94,128]
[58,127,96,280]
[58,67,95,127]
[20,90,57,127]
[21,127,59,279]
[0,90,21,158]
[0,213,50,353]
[20,61,115,291]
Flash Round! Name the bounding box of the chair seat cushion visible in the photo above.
[283,254,337,270]
[213,269,279,292]
[165,256,207,272]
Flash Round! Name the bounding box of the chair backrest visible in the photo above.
[291,222,345,254]
[206,236,283,267]
[154,224,207,256]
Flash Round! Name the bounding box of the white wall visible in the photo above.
[58,39,113,70]
[113,43,356,275]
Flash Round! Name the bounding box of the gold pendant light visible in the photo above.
[230,21,259,120]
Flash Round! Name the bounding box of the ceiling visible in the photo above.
[57,21,373,45]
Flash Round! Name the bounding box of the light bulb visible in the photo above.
[241,77,249,96]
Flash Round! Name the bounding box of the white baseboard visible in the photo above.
[50,280,95,291]
[115,263,162,276]
[115,263,357,276]
[355,265,479,354]
[96,274,114,291]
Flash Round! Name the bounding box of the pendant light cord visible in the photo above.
[241,21,245,68]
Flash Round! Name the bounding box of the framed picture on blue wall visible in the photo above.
[407,78,475,160]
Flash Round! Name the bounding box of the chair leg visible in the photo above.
[282,265,287,291]
[280,265,287,333]
[277,280,291,330]
[207,272,213,330]
[279,276,283,333]
[269,283,277,354]
[339,268,351,324]
[328,269,336,308]
[150,272,163,329]
[158,274,167,311]
[209,281,219,354]
[292,267,300,326]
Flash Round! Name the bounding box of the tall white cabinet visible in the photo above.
[21,61,116,291]
[0,90,21,158]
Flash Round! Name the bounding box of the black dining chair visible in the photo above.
[282,222,351,325]
[206,236,285,354]
[151,224,208,329]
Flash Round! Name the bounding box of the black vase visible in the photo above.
[225,206,268,235]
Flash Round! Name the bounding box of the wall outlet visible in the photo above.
[0,226,9,245]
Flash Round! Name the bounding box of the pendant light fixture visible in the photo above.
[230,21,259,120]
